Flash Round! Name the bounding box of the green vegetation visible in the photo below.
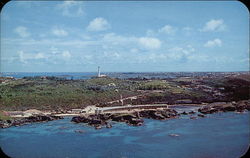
[0,74,249,110]
[138,80,171,90]
[0,77,139,110]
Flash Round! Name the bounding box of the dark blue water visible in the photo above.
[0,111,249,158]
[0,72,97,80]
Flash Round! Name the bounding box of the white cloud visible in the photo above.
[35,53,45,59]
[102,33,136,45]
[14,26,30,38]
[17,51,26,63]
[17,51,47,64]
[57,1,84,17]
[204,38,222,47]
[103,51,120,59]
[159,25,176,34]
[62,51,71,59]
[167,45,196,60]
[52,28,68,36]
[201,19,226,32]
[87,17,110,31]
[16,49,72,64]
[102,33,162,50]
[50,47,59,54]
[138,37,161,49]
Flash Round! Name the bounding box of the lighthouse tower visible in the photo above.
[97,66,101,77]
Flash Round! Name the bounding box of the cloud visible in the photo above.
[17,51,47,64]
[51,27,68,36]
[87,17,110,31]
[200,19,226,32]
[16,49,72,64]
[57,1,84,17]
[62,51,71,59]
[159,25,176,34]
[167,45,196,61]
[103,51,120,59]
[102,33,162,50]
[14,26,30,38]
[102,33,136,45]
[138,37,161,49]
[204,38,222,47]
[35,53,46,59]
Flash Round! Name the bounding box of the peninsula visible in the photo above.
[0,72,249,129]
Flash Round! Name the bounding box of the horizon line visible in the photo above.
[1,71,249,73]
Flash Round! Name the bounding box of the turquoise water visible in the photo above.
[0,112,249,158]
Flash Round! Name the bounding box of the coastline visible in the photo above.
[1,100,249,129]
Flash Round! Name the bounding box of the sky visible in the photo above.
[0,0,249,72]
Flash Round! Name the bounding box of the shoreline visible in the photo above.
[3,103,206,119]
[1,100,249,129]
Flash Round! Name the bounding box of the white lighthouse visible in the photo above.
[97,66,101,77]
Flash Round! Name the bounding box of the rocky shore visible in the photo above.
[71,109,179,129]
[71,100,250,129]
[1,100,249,129]
[198,100,250,114]
[0,115,63,128]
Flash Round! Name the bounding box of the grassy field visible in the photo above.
[0,77,139,110]
[0,74,249,110]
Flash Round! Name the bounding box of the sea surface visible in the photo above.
[0,107,249,158]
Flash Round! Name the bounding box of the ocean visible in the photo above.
[0,109,249,158]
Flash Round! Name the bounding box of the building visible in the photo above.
[97,66,107,78]
[97,66,101,77]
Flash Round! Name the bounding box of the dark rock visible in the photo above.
[189,111,196,114]
[222,106,236,112]
[71,116,89,123]
[95,125,102,130]
[198,114,205,117]
[198,107,219,114]
[106,123,112,128]
[182,111,188,115]
[98,114,111,120]
[88,119,102,126]
[139,109,178,120]
[75,130,84,133]
[111,113,137,122]
[0,115,63,128]
[198,101,250,114]
[127,118,144,126]
[110,113,144,126]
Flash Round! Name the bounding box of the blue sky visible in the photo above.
[1,1,249,72]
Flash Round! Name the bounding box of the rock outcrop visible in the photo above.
[198,100,250,114]
[71,109,178,129]
[0,115,63,128]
